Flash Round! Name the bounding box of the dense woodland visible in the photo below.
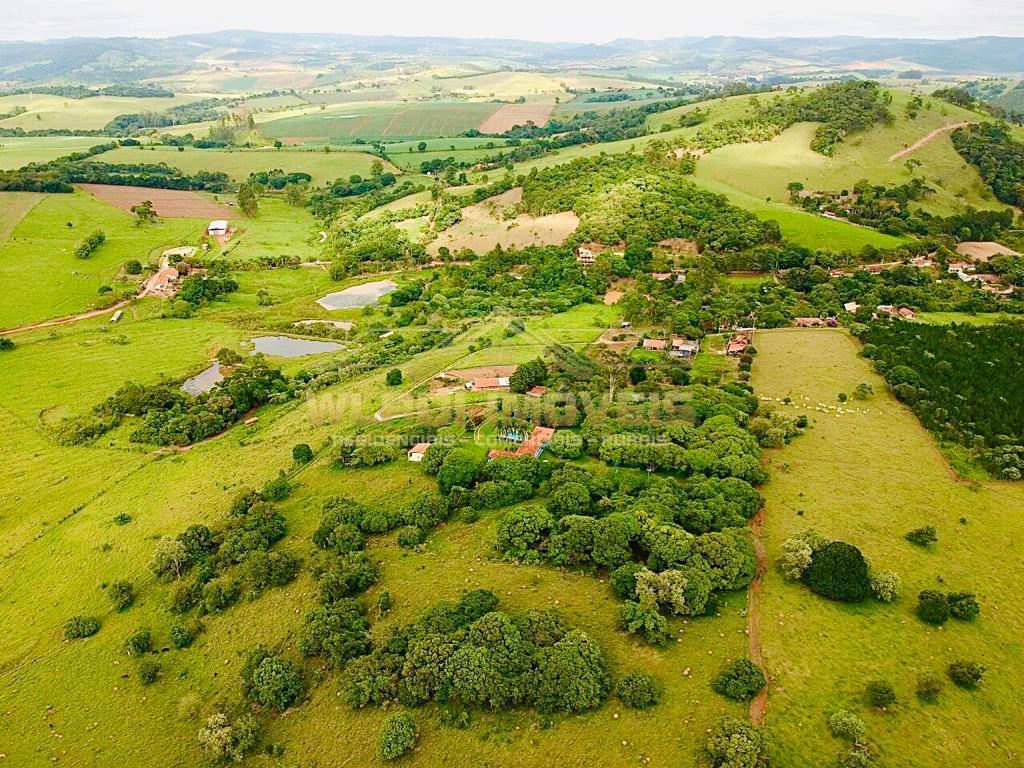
[862,321,1024,478]
[952,122,1024,207]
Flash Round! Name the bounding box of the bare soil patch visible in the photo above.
[79,184,233,219]
[603,290,624,305]
[478,103,555,134]
[595,328,640,352]
[955,241,1020,261]
[428,187,578,256]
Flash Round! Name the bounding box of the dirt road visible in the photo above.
[888,122,968,162]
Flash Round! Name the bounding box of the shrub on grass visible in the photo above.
[610,562,644,600]
[916,590,950,625]
[107,580,135,611]
[125,627,152,655]
[706,716,771,768]
[619,600,670,646]
[948,660,985,690]
[839,745,876,768]
[947,592,980,620]
[865,680,897,709]
[916,673,943,703]
[779,528,827,580]
[804,541,871,602]
[905,525,937,546]
[869,570,902,602]
[616,671,663,709]
[385,368,403,386]
[241,649,303,710]
[396,525,425,548]
[170,623,196,649]
[261,476,292,502]
[712,659,766,702]
[198,712,259,762]
[0,337,13,351]
[828,709,867,742]
[292,443,313,464]
[139,661,160,685]
[377,712,417,760]
[64,615,100,639]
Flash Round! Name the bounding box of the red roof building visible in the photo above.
[487,426,556,460]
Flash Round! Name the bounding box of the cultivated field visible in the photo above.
[751,328,1024,767]
[78,184,233,219]
[0,191,44,243]
[477,103,555,133]
[257,102,501,141]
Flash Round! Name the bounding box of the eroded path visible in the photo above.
[888,121,968,162]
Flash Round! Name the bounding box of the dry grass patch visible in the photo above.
[79,184,233,219]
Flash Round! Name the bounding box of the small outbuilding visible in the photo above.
[407,443,430,462]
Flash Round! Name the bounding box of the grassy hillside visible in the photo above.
[0,296,749,767]
[751,328,1024,767]
[0,93,213,131]
[693,90,1000,215]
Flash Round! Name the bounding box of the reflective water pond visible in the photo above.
[181,362,224,395]
[316,279,398,310]
[250,335,345,358]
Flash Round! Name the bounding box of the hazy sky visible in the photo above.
[4,0,1023,42]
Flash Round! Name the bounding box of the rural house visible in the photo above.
[669,338,699,359]
[466,377,510,392]
[407,443,430,462]
[794,317,826,327]
[487,426,556,460]
[642,338,668,351]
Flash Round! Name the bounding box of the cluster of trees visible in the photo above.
[57,358,289,446]
[103,97,234,135]
[680,81,892,158]
[149,482,297,618]
[247,169,311,190]
[74,229,105,259]
[780,529,902,603]
[952,122,1024,207]
[861,321,1024,479]
[489,464,759,644]
[338,590,614,716]
[0,150,231,193]
[520,153,779,251]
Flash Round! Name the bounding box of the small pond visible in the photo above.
[316,279,398,310]
[250,335,345,358]
[181,362,224,395]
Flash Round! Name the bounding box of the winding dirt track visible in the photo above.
[888,122,968,162]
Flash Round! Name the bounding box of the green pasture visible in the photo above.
[99,144,389,184]
[751,328,1024,767]
[913,311,1022,325]
[0,191,206,329]
[0,136,110,169]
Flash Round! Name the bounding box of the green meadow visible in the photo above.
[0,190,205,329]
[0,136,111,169]
[751,328,1024,767]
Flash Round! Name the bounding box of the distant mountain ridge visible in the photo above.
[1,32,1022,84]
